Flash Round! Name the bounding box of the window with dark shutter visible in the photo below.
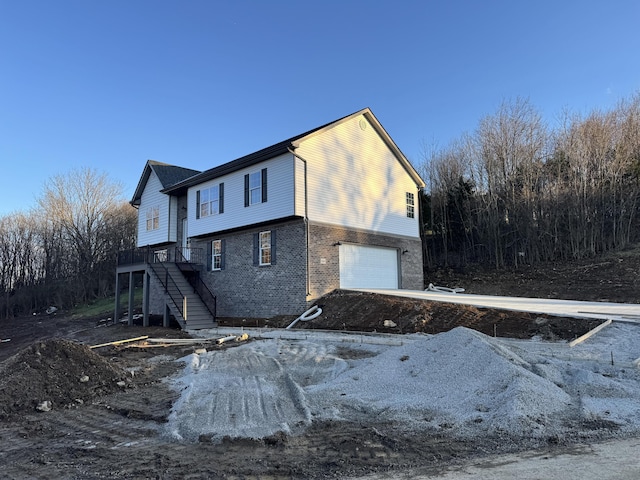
[198,185,221,217]
[219,183,224,214]
[212,240,223,270]
[259,231,271,265]
[245,169,267,206]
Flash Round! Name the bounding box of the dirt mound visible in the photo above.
[0,338,128,419]
[428,245,640,303]
[302,290,602,340]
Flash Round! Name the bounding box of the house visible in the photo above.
[115,108,425,328]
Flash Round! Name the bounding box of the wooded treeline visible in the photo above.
[422,93,640,270]
[0,168,137,319]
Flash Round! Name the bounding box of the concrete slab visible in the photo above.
[352,289,640,321]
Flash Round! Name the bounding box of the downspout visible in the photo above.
[288,147,311,297]
[418,186,427,289]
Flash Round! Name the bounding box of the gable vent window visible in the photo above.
[244,168,268,207]
[146,206,159,231]
[406,192,415,219]
[196,183,224,219]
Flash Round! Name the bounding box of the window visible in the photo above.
[208,239,225,271]
[212,240,222,270]
[259,231,271,265]
[250,172,261,205]
[244,168,267,206]
[146,206,159,231]
[253,230,276,266]
[406,192,415,218]
[197,183,224,219]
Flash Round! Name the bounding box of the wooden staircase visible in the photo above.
[148,262,216,330]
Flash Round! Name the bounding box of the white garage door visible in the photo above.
[339,244,399,289]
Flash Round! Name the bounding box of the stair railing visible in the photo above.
[174,247,217,320]
[148,262,188,323]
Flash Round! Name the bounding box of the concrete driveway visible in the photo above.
[352,288,640,322]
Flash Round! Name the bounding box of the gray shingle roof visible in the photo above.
[152,163,201,189]
[130,160,201,206]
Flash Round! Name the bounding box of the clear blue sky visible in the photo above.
[1,0,639,216]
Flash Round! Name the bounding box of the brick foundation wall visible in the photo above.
[189,219,424,319]
[191,219,308,318]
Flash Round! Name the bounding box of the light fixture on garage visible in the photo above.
[333,242,342,246]
[402,249,409,254]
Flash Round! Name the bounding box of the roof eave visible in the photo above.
[162,142,294,195]
[130,162,154,206]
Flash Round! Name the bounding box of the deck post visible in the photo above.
[114,272,121,324]
[143,270,150,327]
[128,271,135,326]
[163,303,170,328]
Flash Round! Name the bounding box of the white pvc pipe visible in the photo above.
[426,283,465,294]
[286,305,323,330]
[217,335,238,344]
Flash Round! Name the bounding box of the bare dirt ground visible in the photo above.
[0,247,638,479]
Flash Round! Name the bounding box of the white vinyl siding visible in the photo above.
[339,244,399,289]
[168,196,178,242]
[188,153,296,237]
[294,156,306,216]
[296,114,420,238]
[137,171,173,247]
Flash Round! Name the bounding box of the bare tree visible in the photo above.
[0,212,41,317]
[37,167,135,304]
[472,98,549,267]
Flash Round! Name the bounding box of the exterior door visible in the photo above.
[181,218,190,261]
[339,244,399,289]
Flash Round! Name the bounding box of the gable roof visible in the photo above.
[163,108,425,195]
[130,160,201,206]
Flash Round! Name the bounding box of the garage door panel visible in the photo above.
[339,244,398,289]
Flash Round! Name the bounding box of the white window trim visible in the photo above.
[406,192,415,219]
[211,239,222,271]
[146,206,160,231]
[200,185,220,218]
[249,171,262,206]
[259,231,271,266]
